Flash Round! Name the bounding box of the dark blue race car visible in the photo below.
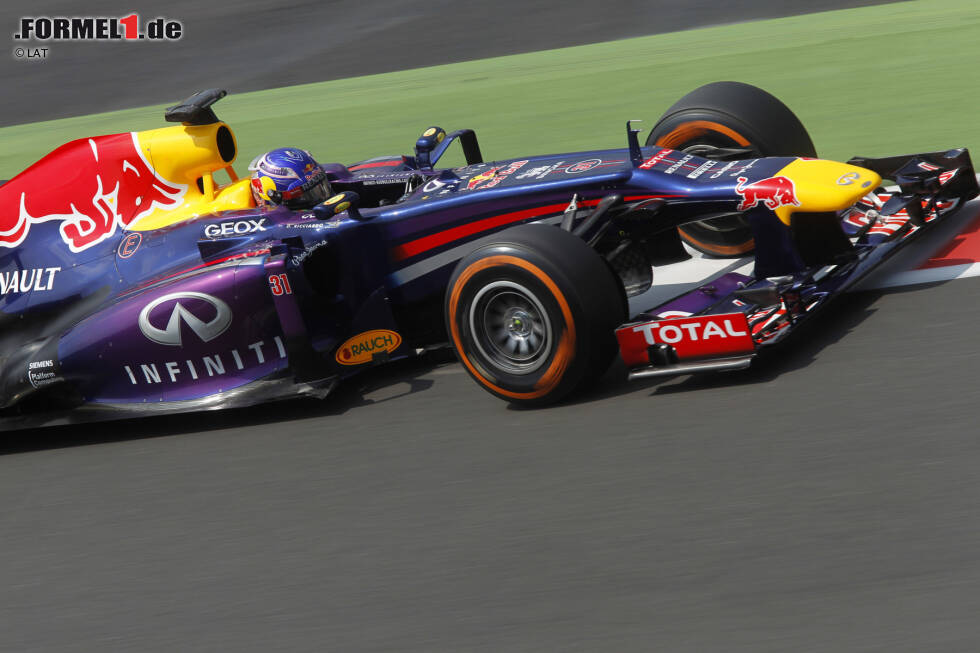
[0,84,975,418]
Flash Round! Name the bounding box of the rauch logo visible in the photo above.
[335,330,402,365]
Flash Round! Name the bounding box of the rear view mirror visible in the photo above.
[313,191,363,220]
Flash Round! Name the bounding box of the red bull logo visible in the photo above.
[467,166,501,191]
[0,132,186,252]
[466,160,528,191]
[734,175,800,212]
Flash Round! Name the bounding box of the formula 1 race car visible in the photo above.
[0,83,976,418]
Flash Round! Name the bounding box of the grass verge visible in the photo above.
[1,0,978,175]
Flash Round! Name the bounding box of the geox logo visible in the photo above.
[202,218,267,238]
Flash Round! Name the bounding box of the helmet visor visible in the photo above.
[281,170,332,209]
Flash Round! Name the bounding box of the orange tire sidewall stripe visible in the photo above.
[677,227,755,256]
[655,120,751,148]
[659,120,754,256]
[449,255,576,400]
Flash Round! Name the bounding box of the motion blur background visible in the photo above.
[3,0,974,170]
[0,0,895,125]
[5,1,980,651]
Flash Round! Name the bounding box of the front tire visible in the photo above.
[445,224,626,406]
[648,81,817,256]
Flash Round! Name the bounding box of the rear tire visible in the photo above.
[647,81,816,256]
[445,224,626,406]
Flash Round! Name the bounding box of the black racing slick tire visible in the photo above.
[647,81,817,257]
[445,223,627,406]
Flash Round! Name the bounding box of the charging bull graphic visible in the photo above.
[0,132,186,252]
[734,175,800,212]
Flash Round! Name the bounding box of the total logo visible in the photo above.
[203,218,267,238]
[335,329,402,365]
[617,313,755,366]
[639,149,674,170]
[632,317,749,345]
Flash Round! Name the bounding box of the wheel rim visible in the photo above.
[468,280,553,375]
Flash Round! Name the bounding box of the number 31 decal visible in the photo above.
[268,273,293,296]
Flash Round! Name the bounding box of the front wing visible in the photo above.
[616,149,980,380]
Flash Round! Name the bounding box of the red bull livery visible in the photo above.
[734,175,800,212]
[0,83,977,426]
[2,132,186,252]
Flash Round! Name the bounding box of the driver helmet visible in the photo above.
[249,147,332,209]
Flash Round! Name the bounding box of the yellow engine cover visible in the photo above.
[127,121,256,231]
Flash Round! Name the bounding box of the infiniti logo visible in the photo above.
[138,291,233,346]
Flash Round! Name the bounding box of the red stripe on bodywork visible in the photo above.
[138,249,271,289]
[391,194,676,262]
[349,160,403,171]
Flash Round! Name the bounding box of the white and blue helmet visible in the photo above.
[249,147,332,209]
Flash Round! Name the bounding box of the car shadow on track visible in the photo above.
[0,349,459,454]
[0,286,927,451]
[645,289,885,395]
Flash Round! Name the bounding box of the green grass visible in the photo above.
[2,0,979,176]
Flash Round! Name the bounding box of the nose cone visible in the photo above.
[771,157,882,224]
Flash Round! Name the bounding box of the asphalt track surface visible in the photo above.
[1,0,895,126]
[6,277,980,652]
[10,2,980,652]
